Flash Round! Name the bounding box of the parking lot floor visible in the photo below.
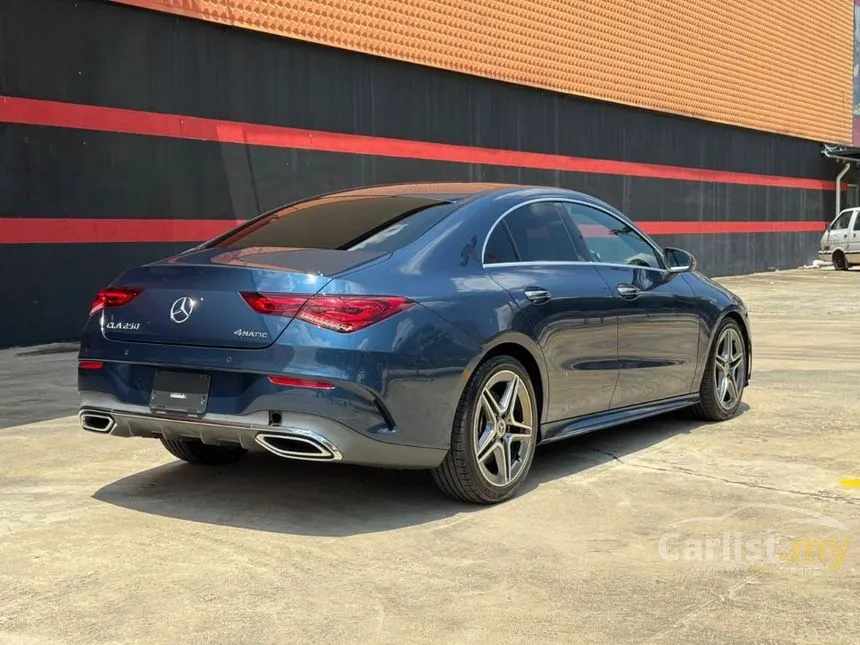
[0,268,858,644]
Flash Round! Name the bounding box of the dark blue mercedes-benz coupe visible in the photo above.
[78,183,751,503]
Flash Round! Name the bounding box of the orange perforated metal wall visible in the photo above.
[110,0,853,143]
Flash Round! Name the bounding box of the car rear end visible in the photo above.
[77,192,466,469]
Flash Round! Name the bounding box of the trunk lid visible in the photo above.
[100,246,388,349]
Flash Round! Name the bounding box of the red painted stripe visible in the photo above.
[0,217,825,245]
[0,218,244,244]
[639,220,826,234]
[0,95,834,191]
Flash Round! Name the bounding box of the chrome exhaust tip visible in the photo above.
[255,431,341,462]
[79,410,116,434]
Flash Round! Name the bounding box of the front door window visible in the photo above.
[830,211,853,232]
[561,203,664,269]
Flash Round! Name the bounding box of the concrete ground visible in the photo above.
[0,269,858,645]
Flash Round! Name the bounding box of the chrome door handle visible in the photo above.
[616,284,640,298]
[524,288,551,303]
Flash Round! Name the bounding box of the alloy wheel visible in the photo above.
[473,369,535,487]
[713,327,744,410]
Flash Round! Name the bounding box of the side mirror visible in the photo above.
[664,247,696,274]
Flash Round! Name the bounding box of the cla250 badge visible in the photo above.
[233,329,268,339]
[105,321,141,331]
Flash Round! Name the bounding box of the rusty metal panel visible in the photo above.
[108,0,853,143]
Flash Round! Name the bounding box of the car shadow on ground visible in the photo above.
[92,404,748,537]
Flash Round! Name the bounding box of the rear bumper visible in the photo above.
[79,392,447,469]
[77,301,477,451]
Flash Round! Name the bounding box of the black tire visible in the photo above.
[432,355,539,504]
[692,319,747,421]
[833,251,849,271]
[160,437,247,465]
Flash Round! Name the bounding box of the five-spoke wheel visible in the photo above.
[433,356,538,504]
[693,319,747,421]
[473,369,535,488]
[713,325,744,411]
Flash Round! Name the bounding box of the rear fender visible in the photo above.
[458,332,550,424]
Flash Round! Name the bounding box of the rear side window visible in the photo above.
[498,202,583,262]
[483,226,518,264]
[207,196,455,252]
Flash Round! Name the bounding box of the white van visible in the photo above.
[819,208,860,270]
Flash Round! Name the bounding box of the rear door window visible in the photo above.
[207,196,455,252]
[495,202,584,263]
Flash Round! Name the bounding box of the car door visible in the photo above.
[561,202,700,409]
[483,200,619,422]
[823,210,853,259]
[847,210,860,264]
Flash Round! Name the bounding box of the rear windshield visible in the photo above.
[205,195,456,252]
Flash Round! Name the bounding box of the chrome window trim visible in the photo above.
[484,260,669,273]
[481,196,667,270]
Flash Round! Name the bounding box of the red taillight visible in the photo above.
[297,296,414,333]
[78,361,104,370]
[241,293,413,333]
[268,375,335,389]
[240,292,309,317]
[90,287,142,316]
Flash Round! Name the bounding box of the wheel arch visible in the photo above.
[702,308,752,386]
[460,333,549,426]
[832,248,851,270]
[725,310,751,382]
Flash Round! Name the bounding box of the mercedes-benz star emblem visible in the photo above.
[169,297,195,324]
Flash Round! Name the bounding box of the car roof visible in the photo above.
[315,182,631,224]
[326,182,516,202]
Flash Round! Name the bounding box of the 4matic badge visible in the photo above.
[233,329,269,339]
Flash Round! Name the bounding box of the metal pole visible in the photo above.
[836,162,850,217]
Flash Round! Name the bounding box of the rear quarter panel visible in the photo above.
[323,228,545,450]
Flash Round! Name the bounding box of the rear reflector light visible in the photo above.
[240,293,414,333]
[90,287,142,316]
[268,376,335,390]
[78,361,104,370]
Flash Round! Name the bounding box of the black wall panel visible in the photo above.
[0,0,839,347]
[1,126,830,225]
[0,243,186,346]
[0,0,835,178]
